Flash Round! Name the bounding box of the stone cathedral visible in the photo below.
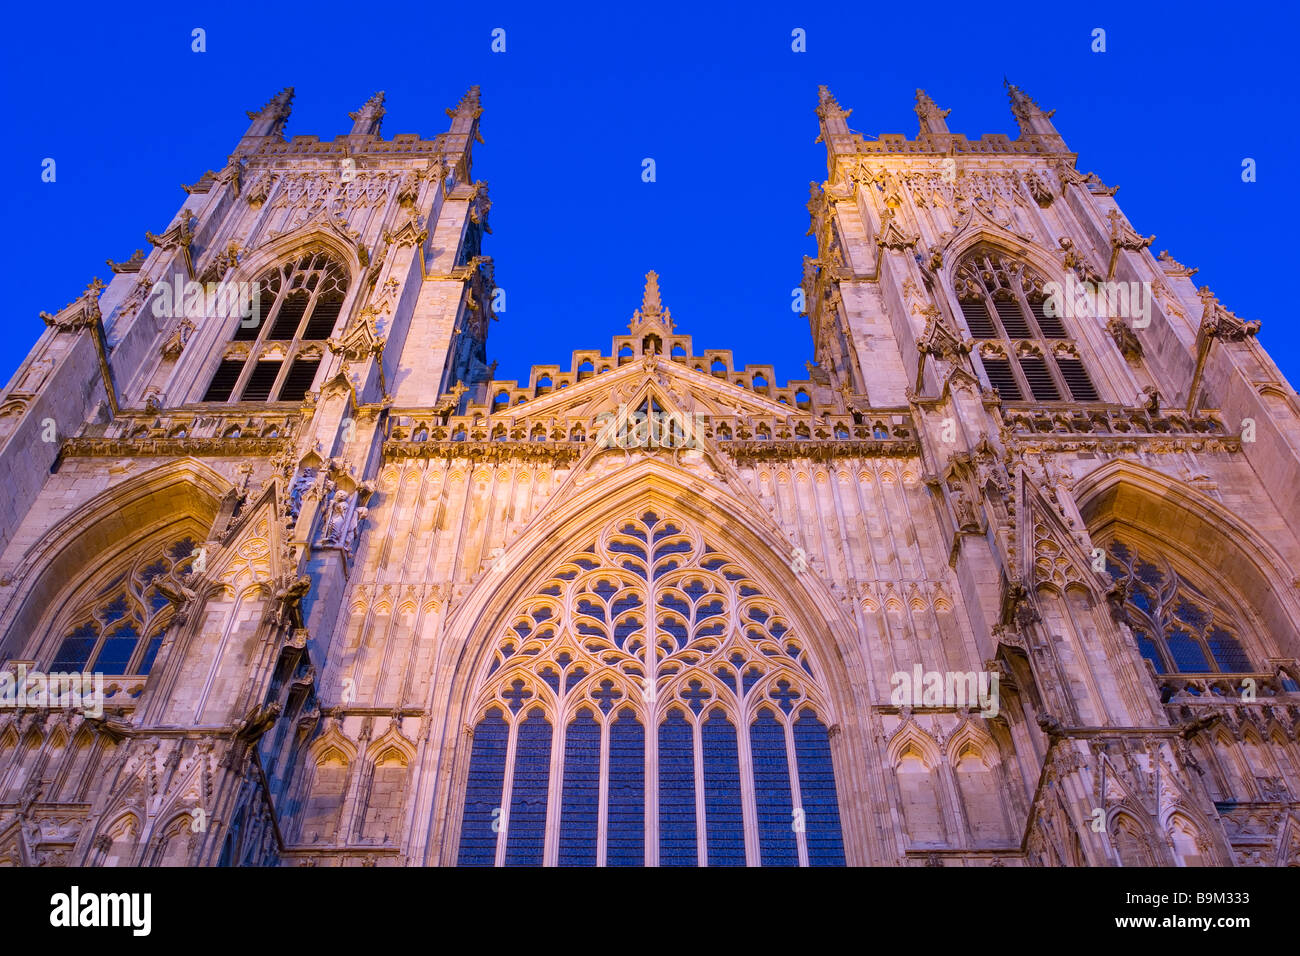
[1,82,1298,869]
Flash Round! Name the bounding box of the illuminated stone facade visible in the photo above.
[1,84,1298,867]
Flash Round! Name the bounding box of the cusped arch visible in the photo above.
[942,229,1066,292]
[231,226,362,296]
[1076,459,1300,660]
[425,460,865,866]
[887,722,942,769]
[438,461,862,732]
[0,459,228,664]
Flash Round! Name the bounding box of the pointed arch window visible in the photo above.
[456,510,846,866]
[954,248,1099,403]
[47,537,198,675]
[1103,539,1254,676]
[202,251,348,403]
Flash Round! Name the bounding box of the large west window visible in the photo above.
[457,510,846,866]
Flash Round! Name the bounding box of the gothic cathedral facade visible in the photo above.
[1,84,1298,867]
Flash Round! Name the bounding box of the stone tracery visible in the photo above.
[458,509,845,866]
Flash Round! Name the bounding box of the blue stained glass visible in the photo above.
[1167,629,1210,672]
[95,624,139,674]
[558,710,600,866]
[99,594,129,624]
[654,539,692,559]
[702,709,745,866]
[505,709,552,866]
[658,710,697,866]
[1133,628,1165,673]
[1172,599,1208,630]
[611,594,643,616]
[696,599,725,621]
[168,538,198,562]
[793,709,846,866]
[658,593,690,617]
[751,709,798,865]
[682,579,709,601]
[138,631,165,674]
[607,708,645,866]
[51,623,98,671]
[1208,627,1251,673]
[457,708,509,866]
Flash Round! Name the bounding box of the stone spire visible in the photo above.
[629,271,673,334]
[815,85,852,140]
[815,85,857,176]
[446,86,484,141]
[1004,79,1064,146]
[242,87,294,141]
[914,89,951,135]
[349,91,386,138]
[642,270,663,315]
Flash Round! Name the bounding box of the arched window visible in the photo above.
[457,510,846,867]
[48,537,197,675]
[1103,539,1253,675]
[202,251,349,403]
[954,248,1099,403]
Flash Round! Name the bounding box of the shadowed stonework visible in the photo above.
[1,84,1298,867]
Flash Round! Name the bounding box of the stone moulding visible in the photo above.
[721,438,921,462]
[381,437,921,464]
[59,436,293,459]
[383,439,583,464]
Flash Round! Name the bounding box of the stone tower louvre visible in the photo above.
[1,84,1298,868]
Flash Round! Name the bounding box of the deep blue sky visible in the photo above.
[4,2,1296,390]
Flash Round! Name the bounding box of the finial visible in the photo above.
[349,91,386,137]
[246,87,295,121]
[1004,79,1055,120]
[447,85,484,120]
[642,271,662,315]
[816,85,851,120]
[914,89,951,135]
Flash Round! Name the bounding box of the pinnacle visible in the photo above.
[642,271,662,315]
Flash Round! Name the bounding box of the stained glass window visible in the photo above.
[456,510,846,866]
[1105,539,1253,675]
[48,537,197,675]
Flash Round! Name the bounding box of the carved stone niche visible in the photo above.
[1107,318,1143,363]
[941,453,983,534]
